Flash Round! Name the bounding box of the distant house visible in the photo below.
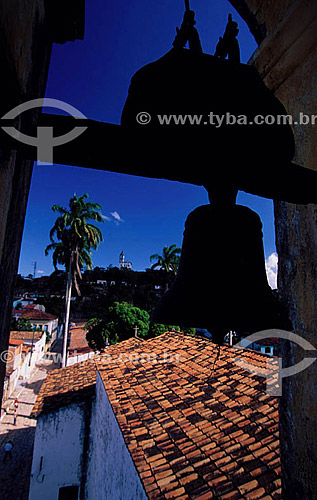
[240,336,278,356]
[3,330,46,399]
[29,333,281,500]
[67,325,95,366]
[96,280,108,287]
[23,304,46,312]
[13,308,58,341]
[12,296,35,309]
[3,339,24,399]
[10,330,46,372]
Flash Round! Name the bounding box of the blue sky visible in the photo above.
[18,0,276,277]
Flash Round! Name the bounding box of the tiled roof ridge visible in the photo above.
[156,331,278,359]
[31,358,97,417]
[33,333,276,413]
[19,310,58,320]
[31,337,143,416]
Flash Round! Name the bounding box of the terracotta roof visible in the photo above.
[10,331,44,342]
[8,338,24,346]
[32,359,97,416]
[97,333,280,500]
[68,327,93,354]
[32,333,281,500]
[18,310,57,321]
[71,322,89,328]
[31,338,141,416]
[68,347,94,357]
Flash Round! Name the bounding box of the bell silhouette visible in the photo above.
[151,191,291,344]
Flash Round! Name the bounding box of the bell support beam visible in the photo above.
[1,112,317,206]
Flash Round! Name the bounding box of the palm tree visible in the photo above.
[45,193,104,367]
[150,244,181,290]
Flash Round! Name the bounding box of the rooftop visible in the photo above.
[8,338,24,346]
[68,326,94,355]
[10,331,44,342]
[32,333,281,500]
[17,310,57,321]
[32,338,141,416]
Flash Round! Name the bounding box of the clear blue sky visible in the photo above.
[18,0,276,276]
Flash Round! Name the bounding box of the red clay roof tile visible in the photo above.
[10,331,44,341]
[32,332,281,500]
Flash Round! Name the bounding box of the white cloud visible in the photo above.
[265,252,278,289]
[110,211,124,223]
[37,270,45,275]
[102,211,125,226]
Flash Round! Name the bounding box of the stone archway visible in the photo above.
[0,2,316,499]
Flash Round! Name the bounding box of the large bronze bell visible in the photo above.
[151,188,292,344]
[127,7,305,342]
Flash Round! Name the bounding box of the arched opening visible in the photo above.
[20,0,274,282]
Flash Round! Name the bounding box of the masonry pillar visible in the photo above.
[0,0,85,405]
[231,1,317,497]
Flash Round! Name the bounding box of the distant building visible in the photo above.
[12,308,58,340]
[119,250,132,270]
[67,325,94,366]
[3,330,47,399]
[240,336,277,356]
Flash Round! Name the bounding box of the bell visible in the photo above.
[121,41,295,201]
[151,190,292,344]
[120,12,317,205]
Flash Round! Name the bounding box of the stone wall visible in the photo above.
[0,0,52,406]
[0,0,85,406]
[229,1,317,498]
[274,44,317,500]
[86,372,148,500]
[29,402,89,500]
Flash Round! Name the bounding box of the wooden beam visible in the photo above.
[2,113,317,205]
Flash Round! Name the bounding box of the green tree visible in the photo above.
[45,193,104,366]
[148,323,196,337]
[11,317,43,332]
[11,317,33,331]
[150,244,181,275]
[149,323,181,337]
[86,302,150,351]
[150,244,181,291]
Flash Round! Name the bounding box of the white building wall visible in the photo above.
[29,403,87,500]
[67,352,95,366]
[24,333,46,371]
[20,351,31,379]
[86,372,147,500]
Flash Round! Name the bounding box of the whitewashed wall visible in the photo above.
[29,402,88,500]
[86,372,147,500]
[24,333,46,371]
[67,351,95,366]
